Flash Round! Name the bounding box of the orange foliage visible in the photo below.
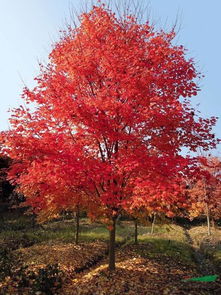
[188,157,221,219]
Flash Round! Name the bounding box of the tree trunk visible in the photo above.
[134,219,138,244]
[205,203,211,236]
[109,217,116,271]
[75,205,80,244]
[151,213,156,235]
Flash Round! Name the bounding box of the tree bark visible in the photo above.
[109,217,116,271]
[151,213,156,235]
[205,203,211,236]
[134,219,138,244]
[75,205,80,244]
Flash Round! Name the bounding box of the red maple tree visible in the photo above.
[1,4,218,270]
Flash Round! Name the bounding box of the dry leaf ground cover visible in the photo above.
[15,241,107,275]
[63,245,219,295]
[0,241,107,294]
[0,211,221,294]
[63,224,221,295]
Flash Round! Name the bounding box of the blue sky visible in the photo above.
[0,0,220,154]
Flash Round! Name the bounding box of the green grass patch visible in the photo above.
[136,224,195,266]
[0,211,185,247]
[136,238,194,265]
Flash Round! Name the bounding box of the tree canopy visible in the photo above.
[1,4,218,269]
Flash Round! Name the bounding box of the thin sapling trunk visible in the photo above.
[205,203,211,236]
[151,213,156,235]
[134,219,138,244]
[109,216,116,271]
[75,205,80,244]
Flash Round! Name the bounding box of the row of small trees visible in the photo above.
[0,2,220,270]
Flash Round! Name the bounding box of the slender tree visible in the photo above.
[150,213,156,235]
[188,157,221,235]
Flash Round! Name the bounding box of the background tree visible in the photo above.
[188,156,221,235]
[1,3,218,270]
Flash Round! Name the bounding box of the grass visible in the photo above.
[135,224,195,266]
[0,210,198,269]
[0,210,189,242]
[136,239,194,265]
[0,212,166,246]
